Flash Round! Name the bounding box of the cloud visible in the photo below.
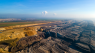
[53,13,57,15]
[42,11,48,15]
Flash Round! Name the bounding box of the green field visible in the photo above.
[0,20,55,27]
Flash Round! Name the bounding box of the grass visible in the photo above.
[0,38,19,47]
[0,21,53,27]
[0,38,19,53]
[0,48,11,53]
[0,22,36,27]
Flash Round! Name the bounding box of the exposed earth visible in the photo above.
[0,20,95,53]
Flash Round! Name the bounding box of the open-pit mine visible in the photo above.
[0,20,95,53]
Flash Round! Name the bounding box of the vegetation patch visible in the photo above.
[0,38,19,47]
[0,48,10,53]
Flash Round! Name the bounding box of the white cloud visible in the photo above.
[42,11,48,15]
[53,13,57,15]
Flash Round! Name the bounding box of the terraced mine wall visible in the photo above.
[1,20,95,53]
[42,20,95,53]
[46,31,93,53]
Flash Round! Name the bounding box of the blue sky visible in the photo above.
[0,0,95,19]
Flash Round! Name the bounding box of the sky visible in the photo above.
[0,0,95,19]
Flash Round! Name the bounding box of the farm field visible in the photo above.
[0,21,54,27]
